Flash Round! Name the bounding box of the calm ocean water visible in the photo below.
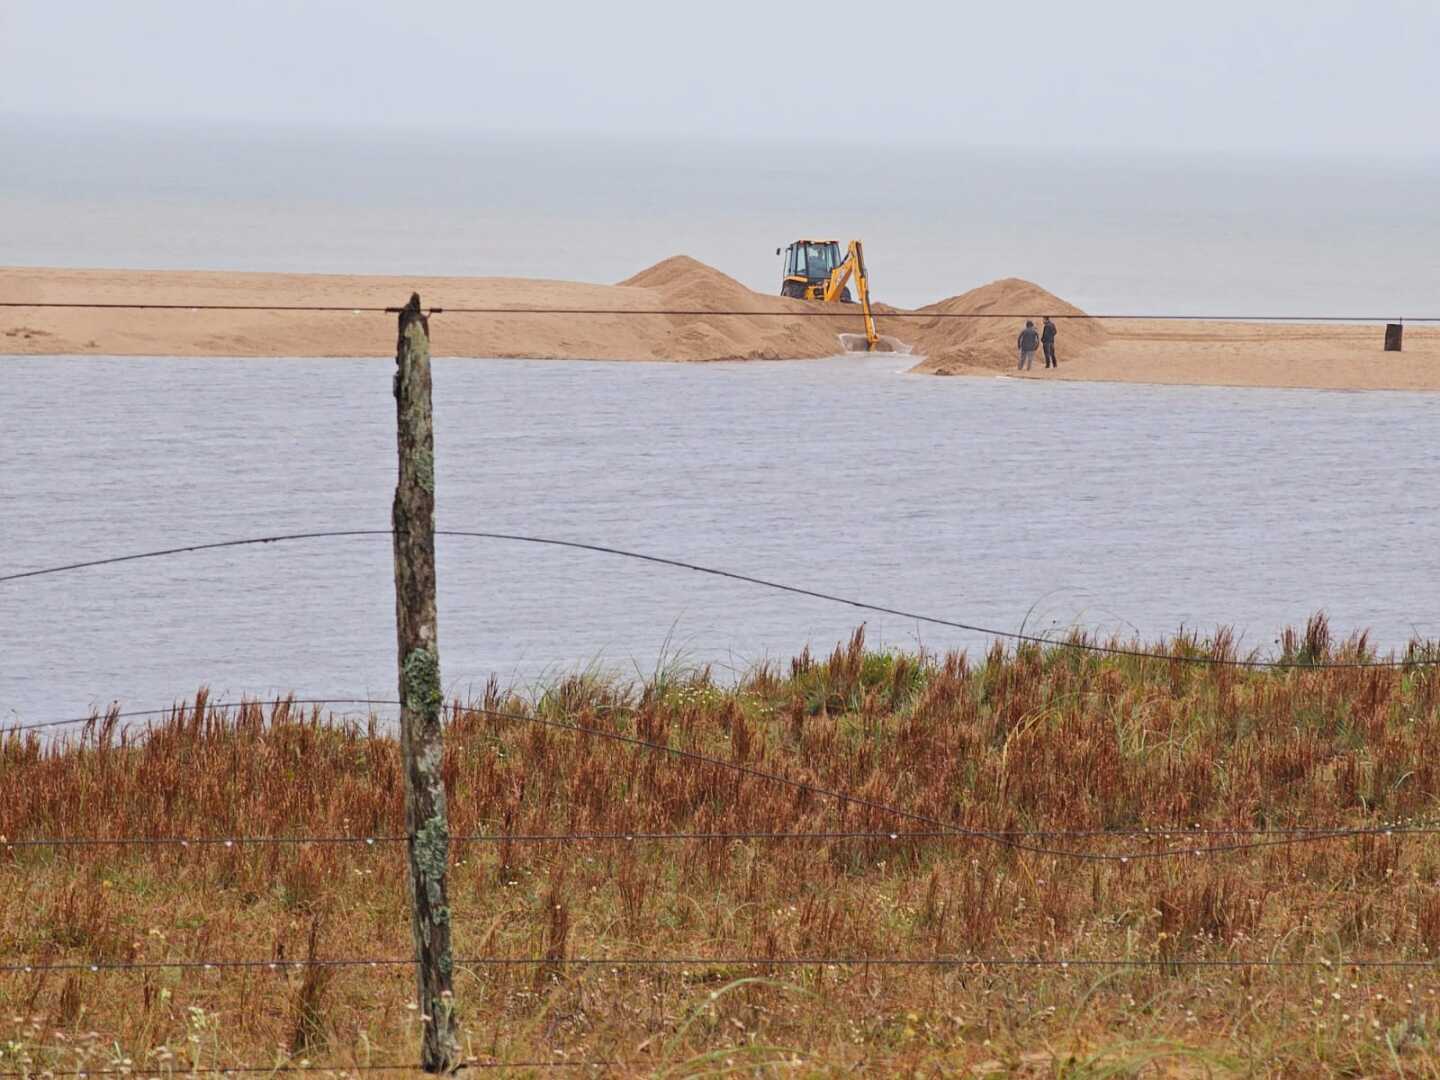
[3,120,1439,314]
[4,354,1440,727]
[4,125,1440,727]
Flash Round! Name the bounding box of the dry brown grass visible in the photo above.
[8,618,1440,1076]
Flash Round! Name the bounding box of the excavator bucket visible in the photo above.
[838,332,912,354]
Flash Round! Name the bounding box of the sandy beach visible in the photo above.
[915,320,1440,392]
[3,262,1435,391]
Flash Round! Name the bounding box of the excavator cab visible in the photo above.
[778,240,851,301]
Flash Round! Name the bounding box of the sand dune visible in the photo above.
[3,262,1436,391]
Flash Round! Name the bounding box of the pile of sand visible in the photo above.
[614,255,860,361]
[905,278,1109,374]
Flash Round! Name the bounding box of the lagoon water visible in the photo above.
[4,124,1440,726]
[4,353,1440,727]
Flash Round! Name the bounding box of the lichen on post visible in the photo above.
[391,293,461,1072]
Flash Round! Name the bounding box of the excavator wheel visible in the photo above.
[781,281,807,299]
[838,288,854,303]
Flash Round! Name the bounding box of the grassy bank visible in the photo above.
[8,619,1440,1076]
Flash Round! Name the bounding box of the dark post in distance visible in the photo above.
[1385,322,1404,352]
[392,293,461,1072]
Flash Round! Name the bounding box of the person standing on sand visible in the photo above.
[1017,320,1040,371]
[1041,316,1058,368]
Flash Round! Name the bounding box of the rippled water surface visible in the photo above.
[4,354,1439,726]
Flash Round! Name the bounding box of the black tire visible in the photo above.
[781,281,806,299]
[839,287,854,303]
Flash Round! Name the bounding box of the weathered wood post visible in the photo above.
[1385,322,1404,352]
[392,293,460,1072]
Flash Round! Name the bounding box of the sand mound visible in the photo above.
[619,254,741,293]
[906,278,1107,373]
[614,255,861,360]
[620,255,786,314]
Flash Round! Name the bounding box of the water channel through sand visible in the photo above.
[5,353,1440,727]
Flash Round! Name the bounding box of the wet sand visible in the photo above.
[915,320,1440,392]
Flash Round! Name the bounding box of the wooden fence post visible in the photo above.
[392,293,461,1072]
[1385,322,1404,352]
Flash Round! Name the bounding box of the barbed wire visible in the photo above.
[2,698,403,735]
[0,302,405,313]
[0,1073,610,1078]
[3,529,1430,671]
[478,707,1434,862]
[10,821,1439,850]
[8,702,1440,862]
[4,953,1436,975]
[2,300,1435,322]
[437,308,1438,323]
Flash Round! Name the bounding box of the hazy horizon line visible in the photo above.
[5,111,1439,169]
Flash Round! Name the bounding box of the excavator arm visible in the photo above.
[821,241,879,351]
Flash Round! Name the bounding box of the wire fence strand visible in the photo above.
[4,529,1432,671]
[0,1073,592,1078]
[474,707,1436,862]
[4,954,1436,975]
[8,701,1440,862]
[3,697,403,734]
[10,821,1440,850]
[2,300,1436,322]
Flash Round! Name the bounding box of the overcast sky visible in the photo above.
[2,0,1437,155]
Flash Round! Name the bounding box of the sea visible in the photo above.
[3,120,1439,727]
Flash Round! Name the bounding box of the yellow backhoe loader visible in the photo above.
[776,239,881,352]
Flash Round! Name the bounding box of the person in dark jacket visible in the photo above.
[1041,316,1058,368]
[1016,320,1040,371]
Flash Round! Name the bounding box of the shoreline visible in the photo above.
[14,349,1437,395]
[5,264,1437,391]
